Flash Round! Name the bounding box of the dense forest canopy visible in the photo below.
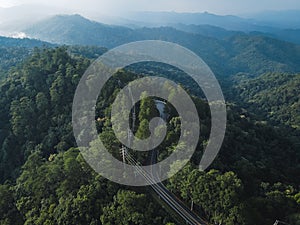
[1,11,300,224]
[0,46,298,225]
[231,72,300,130]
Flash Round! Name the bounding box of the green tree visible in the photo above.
[138,92,158,122]
[101,190,163,225]
[0,184,23,225]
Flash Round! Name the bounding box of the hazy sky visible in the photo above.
[1,0,300,15]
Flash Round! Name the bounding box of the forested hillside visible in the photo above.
[23,15,300,78]
[0,36,107,80]
[0,0,300,223]
[232,72,300,129]
[0,47,29,78]
[24,15,137,48]
[0,36,52,48]
[0,36,54,79]
[0,47,299,225]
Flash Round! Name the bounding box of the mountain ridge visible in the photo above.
[23,14,300,77]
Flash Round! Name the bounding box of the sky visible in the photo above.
[1,0,300,16]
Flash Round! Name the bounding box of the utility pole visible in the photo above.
[120,145,127,164]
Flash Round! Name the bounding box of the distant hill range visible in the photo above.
[23,14,300,77]
[1,4,300,44]
[24,15,137,48]
[0,36,53,48]
[121,11,300,45]
[124,11,300,29]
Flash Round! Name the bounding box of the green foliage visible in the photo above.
[0,184,23,225]
[0,36,55,80]
[13,148,116,225]
[136,119,151,139]
[0,43,299,225]
[168,163,245,225]
[0,48,177,225]
[67,45,107,59]
[138,93,158,122]
[0,47,90,182]
[135,94,159,140]
[96,65,300,225]
[101,190,166,225]
[232,72,300,129]
[0,147,173,225]
[0,36,52,48]
[0,47,29,79]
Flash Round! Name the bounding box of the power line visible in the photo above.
[273,220,292,225]
[124,150,207,225]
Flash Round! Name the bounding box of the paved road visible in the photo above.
[124,149,207,225]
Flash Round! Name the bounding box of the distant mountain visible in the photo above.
[223,35,300,75]
[251,29,300,45]
[24,14,300,77]
[0,6,297,45]
[173,24,300,45]
[248,10,300,29]
[24,14,137,48]
[0,4,70,36]
[125,11,278,32]
[173,24,243,39]
[150,23,300,46]
[124,11,300,45]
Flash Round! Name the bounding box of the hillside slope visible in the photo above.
[232,72,300,129]
[25,14,137,48]
[0,48,299,225]
[24,15,300,77]
[0,36,54,78]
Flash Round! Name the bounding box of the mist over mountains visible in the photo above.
[1,4,300,44]
[18,14,300,77]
